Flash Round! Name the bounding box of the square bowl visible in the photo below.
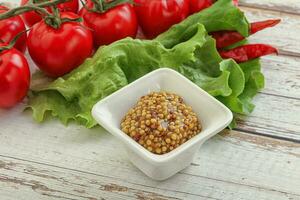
[92,68,233,180]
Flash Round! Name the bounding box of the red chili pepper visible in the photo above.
[211,31,244,49]
[212,19,281,49]
[219,44,278,63]
[250,19,281,34]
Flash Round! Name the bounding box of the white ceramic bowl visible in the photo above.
[92,68,233,180]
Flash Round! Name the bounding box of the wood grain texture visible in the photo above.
[240,0,300,15]
[0,112,299,200]
[236,93,300,140]
[260,55,300,99]
[0,157,194,200]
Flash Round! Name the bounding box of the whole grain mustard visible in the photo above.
[121,91,202,155]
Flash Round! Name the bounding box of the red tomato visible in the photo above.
[27,12,93,77]
[0,44,30,108]
[189,0,238,14]
[20,0,79,27]
[134,0,189,39]
[0,6,27,53]
[189,0,213,14]
[80,2,138,47]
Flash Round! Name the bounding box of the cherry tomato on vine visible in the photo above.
[20,0,79,27]
[134,0,189,39]
[0,6,27,53]
[0,43,30,108]
[27,12,93,77]
[80,2,138,47]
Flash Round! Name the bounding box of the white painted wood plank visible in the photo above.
[237,93,300,139]
[0,109,299,199]
[0,157,194,200]
[1,150,299,200]
[240,0,300,15]
[261,55,300,99]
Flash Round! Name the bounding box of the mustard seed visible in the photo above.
[149,134,154,140]
[145,120,151,126]
[147,146,153,152]
[146,140,152,146]
[155,148,162,154]
[165,138,171,144]
[150,118,157,124]
[171,134,177,140]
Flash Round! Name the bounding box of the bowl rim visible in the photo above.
[92,68,233,163]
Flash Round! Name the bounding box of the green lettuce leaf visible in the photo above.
[29,54,128,128]
[27,0,264,128]
[217,59,264,115]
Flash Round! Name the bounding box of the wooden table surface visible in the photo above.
[1,1,300,199]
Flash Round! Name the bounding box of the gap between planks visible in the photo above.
[235,128,300,143]
[1,155,298,200]
[0,156,199,200]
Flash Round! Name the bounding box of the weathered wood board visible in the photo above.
[0,0,300,199]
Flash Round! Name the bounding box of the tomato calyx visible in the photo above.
[0,0,81,29]
[43,6,82,29]
[83,0,133,13]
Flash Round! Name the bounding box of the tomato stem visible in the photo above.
[88,0,134,13]
[0,0,82,29]
[43,5,62,29]
[0,0,71,20]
